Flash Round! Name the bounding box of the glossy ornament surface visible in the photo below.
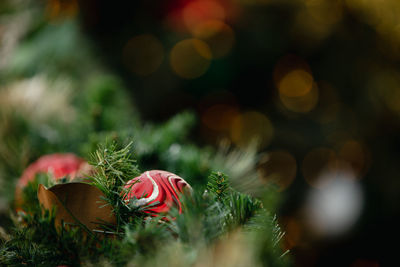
[124,170,192,214]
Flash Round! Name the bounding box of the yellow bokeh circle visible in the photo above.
[170,39,212,79]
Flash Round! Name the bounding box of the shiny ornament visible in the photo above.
[15,153,90,206]
[124,170,192,214]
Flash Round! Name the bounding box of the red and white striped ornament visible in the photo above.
[124,170,192,215]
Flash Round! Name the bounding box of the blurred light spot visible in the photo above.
[339,140,368,178]
[170,39,212,79]
[258,150,297,191]
[274,55,319,113]
[183,0,225,33]
[279,69,314,97]
[305,172,363,237]
[273,55,311,85]
[346,0,400,56]
[122,34,164,76]
[202,104,239,131]
[192,20,235,58]
[294,0,343,43]
[230,111,274,149]
[280,82,319,113]
[302,148,336,187]
[305,0,343,23]
[165,8,187,33]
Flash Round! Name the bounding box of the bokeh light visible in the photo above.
[192,20,235,58]
[304,172,363,237]
[183,0,226,34]
[293,0,343,43]
[230,111,274,149]
[279,69,313,98]
[122,34,164,76]
[346,0,400,53]
[274,55,319,113]
[273,55,312,84]
[258,150,297,191]
[279,83,319,113]
[170,38,212,79]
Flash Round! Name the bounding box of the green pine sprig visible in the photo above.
[206,171,230,201]
[205,171,263,229]
[89,141,145,232]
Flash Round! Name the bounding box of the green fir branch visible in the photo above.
[206,171,230,201]
[89,141,149,232]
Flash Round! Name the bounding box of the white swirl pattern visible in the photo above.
[124,170,192,214]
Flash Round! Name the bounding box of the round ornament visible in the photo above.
[124,170,192,215]
[15,153,90,205]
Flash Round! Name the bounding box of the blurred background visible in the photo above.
[1,0,399,266]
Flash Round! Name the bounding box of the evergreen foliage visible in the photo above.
[19,173,56,214]
[0,141,289,266]
[89,141,142,231]
[206,171,230,201]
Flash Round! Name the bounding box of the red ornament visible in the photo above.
[124,170,192,215]
[15,153,90,206]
